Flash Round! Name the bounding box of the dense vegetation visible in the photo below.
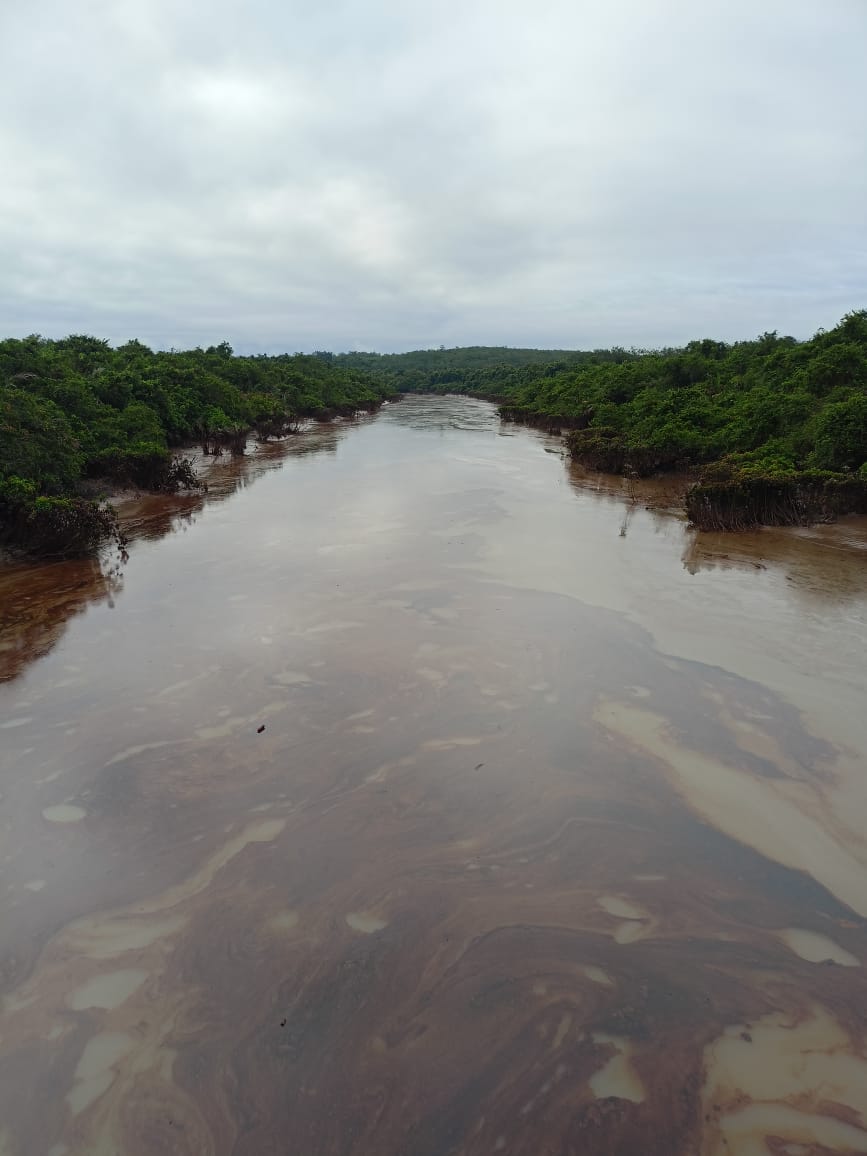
[4,311,866,555]
[357,312,867,528]
[336,344,638,393]
[0,336,393,556]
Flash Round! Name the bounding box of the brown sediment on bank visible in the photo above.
[500,407,701,476]
[0,554,124,682]
[498,411,704,513]
[499,404,593,435]
[686,472,867,531]
[507,416,867,532]
[103,395,396,495]
[0,387,397,560]
[245,393,396,449]
[0,424,354,680]
[565,428,702,478]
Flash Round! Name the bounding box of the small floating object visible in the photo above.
[257,725,266,734]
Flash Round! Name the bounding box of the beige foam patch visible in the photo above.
[594,701,867,918]
[67,970,148,1011]
[42,805,86,823]
[702,1006,867,1154]
[345,912,388,934]
[581,966,614,987]
[588,1033,646,1103]
[777,928,859,967]
[597,895,647,920]
[67,1032,135,1115]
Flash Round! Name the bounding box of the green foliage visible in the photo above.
[808,393,867,471]
[0,476,120,557]
[85,444,198,491]
[0,386,83,493]
[335,345,638,394]
[0,334,394,554]
[363,312,867,486]
[0,335,393,488]
[4,314,865,543]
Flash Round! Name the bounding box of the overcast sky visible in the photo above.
[1,0,864,353]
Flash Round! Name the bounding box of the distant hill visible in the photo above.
[333,345,640,391]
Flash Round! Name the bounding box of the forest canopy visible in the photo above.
[0,336,394,555]
[2,311,866,552]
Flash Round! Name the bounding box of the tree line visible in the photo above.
[0,336,394,556]
[335,343,640,392]
[3,311,866,555]
[352,312,867,528]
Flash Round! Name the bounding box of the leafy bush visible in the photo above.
[808,394,867,472]
[0,477,120,557]
[85,444,199,490]
[0,335,395,552]
[0,387,83,493]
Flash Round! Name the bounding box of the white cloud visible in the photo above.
[1,0,865,350]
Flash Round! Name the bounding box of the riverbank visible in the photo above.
[0,397,395,560]
[0,335,397,558]
[499,406,867,531]
[363,310,867,530]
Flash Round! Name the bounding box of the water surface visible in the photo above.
[2,396,867,1155]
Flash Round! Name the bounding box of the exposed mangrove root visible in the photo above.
[500,408,867,533]
[686,473,867,531]
[255,416,305,440]
[200,430,247,456]
[499,406,593,436]
[565,428,697,477]
[87,447,202,492]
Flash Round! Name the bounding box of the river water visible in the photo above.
[2,395,867,1155]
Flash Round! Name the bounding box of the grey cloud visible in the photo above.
[1,0,865,351]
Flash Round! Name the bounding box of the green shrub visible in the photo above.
[0,477,120,558]
[86,443,199,490]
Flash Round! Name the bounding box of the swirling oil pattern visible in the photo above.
[1,396,867,1156]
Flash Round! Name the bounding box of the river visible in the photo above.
[1,395,867,1155]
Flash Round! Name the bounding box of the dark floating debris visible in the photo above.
[257,725,266,734]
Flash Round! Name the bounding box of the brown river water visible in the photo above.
[2,395,867,1156]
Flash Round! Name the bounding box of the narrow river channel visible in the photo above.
[2,395,867,1155]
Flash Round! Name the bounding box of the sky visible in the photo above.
[1,0,865,353]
